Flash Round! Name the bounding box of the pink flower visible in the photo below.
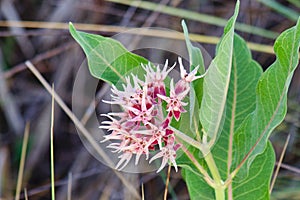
[100,58,205,172]
[178,57,205,83]
[149,136,182,172]
[157,79,188,121]
[123,86,155,127]
[142,60,175,98]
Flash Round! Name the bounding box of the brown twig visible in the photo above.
[276,162,300,174]
[0,29,68,37]
[164,165,171,200]
[270,134,290,194]
[4,42,76,79]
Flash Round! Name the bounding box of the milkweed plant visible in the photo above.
[70,1,300,199]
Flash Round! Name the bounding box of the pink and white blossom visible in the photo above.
[100,57,205,172]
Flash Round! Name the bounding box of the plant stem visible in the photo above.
[171,127,203,149]
[174,127,225,198]
[214,187,225,200]
[203,146,225,200]
[179,144,215,187]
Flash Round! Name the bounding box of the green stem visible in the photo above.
[173,127,225,199]
[203,146,225,200]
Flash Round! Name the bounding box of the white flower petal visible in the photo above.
[178,57,187,79]
[116,152,132,171]
[156,156,168,173]
[169,155,178,172]
[135,152,142,165]
[149,151,164,164]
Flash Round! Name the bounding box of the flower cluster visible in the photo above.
[100,57,203,172]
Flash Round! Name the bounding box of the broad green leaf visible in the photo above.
[69,23,149,85]
[183,142,275,200]
[184,169,214,200]
[199,1,239,143]
[182,31,266,199]
[182,20,205,136]
[182,17,300,198]
[182,20,205,73]
[233,18,300,180]
[232,142,275,200]
[184,15,300,199]
[212,34,263,179]
[177,21,206,177]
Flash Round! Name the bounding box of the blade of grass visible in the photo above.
[270,134,291,194]
[287,0,300,8]
[24,188,28,200]
[0,20,123,31]
[50,85,55,200]
[67,173,72,200]
[15,122,30,200]
[0,20,278,55]
[24,61,140,199]
[257,0,299,21]
[106,0,279,39]
[141,183,144,200]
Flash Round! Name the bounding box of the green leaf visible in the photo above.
[183,142,275,200]
[69,23,149,85]
[182,17,300,197]
[180,2,299,198]
[211,33,263,180]
[232,142,275,200]
[181,20,205,135]
[183,15,300,200]
[232,17,300,180]
[199,1,239,143]
[184,170,214,200]
[182,20,205,73]
[178,1,248,199]
[180,15,300,199]
[182,31,265,199]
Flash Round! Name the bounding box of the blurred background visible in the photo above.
[0,0,300,199]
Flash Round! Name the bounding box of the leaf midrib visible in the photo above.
[227,56,237,199]
[234,27,298,174]
[209,31,234,146]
